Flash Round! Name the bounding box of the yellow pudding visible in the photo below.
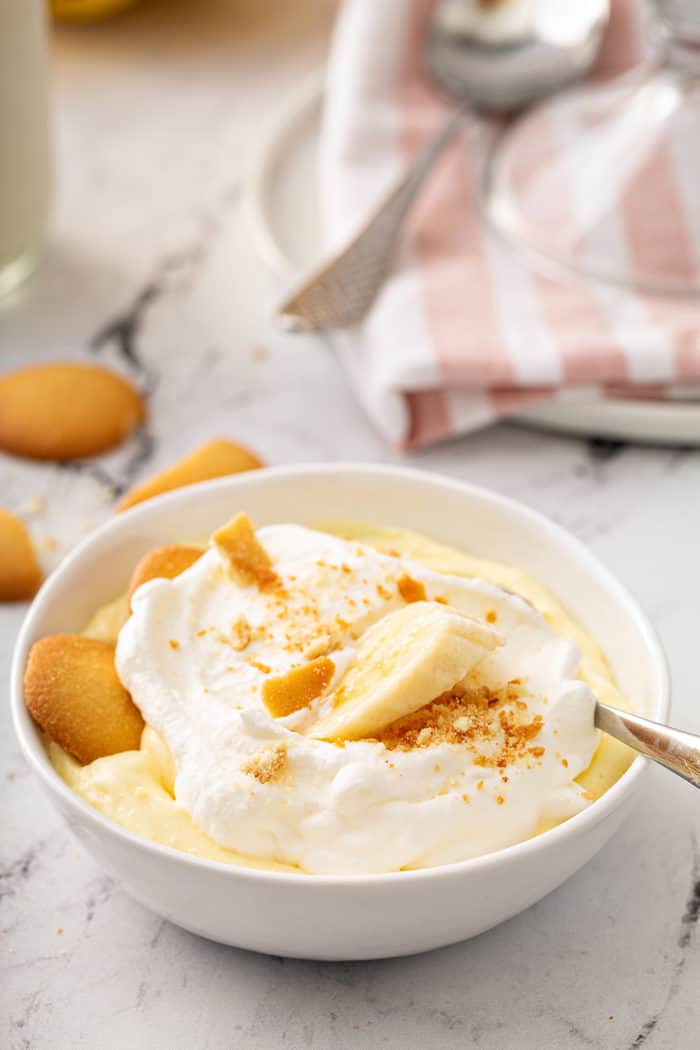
[46,523,633,872]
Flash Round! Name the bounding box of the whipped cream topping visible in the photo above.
[115,524,599,874]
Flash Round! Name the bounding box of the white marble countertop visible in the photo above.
[2,2,700,1047]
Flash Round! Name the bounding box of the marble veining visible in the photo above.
[2,1,700,1047]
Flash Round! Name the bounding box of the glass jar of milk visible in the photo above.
[0,0,51,297]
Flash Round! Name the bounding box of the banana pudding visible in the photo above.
[27,516,633,875]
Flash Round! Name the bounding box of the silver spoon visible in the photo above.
[278,0,610,333]
[596,702,700,789]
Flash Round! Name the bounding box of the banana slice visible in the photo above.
[306,601,501,742]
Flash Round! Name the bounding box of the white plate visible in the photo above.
[245,70,700,446]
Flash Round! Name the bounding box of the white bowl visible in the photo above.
[11,464,669,960]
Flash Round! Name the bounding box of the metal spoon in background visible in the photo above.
[278,0,610,333]
[596,702,700,789]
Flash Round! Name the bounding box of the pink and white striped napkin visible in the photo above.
[319,0,700,447]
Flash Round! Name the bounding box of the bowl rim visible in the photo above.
[11,462,671,887]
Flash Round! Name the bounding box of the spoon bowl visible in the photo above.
[428,0,611,113]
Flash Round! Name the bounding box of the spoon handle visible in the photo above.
[595,701,700,788]
[277,103,469,333]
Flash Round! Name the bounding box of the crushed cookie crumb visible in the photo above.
[376,583,392,600]
[486,610,497,624]
[230,616,252,651]
[434,596,448,605]
[496,795,505,805]
[169,639,180,651]
[249,658,271,674]
[24,493,45,515]
[375,680,544,774]
[241,744,288,784]
[397,574,427,603]
[302,631,333,661]
[477,780,484,790]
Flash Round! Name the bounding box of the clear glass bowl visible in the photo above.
[483,0,700,296]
